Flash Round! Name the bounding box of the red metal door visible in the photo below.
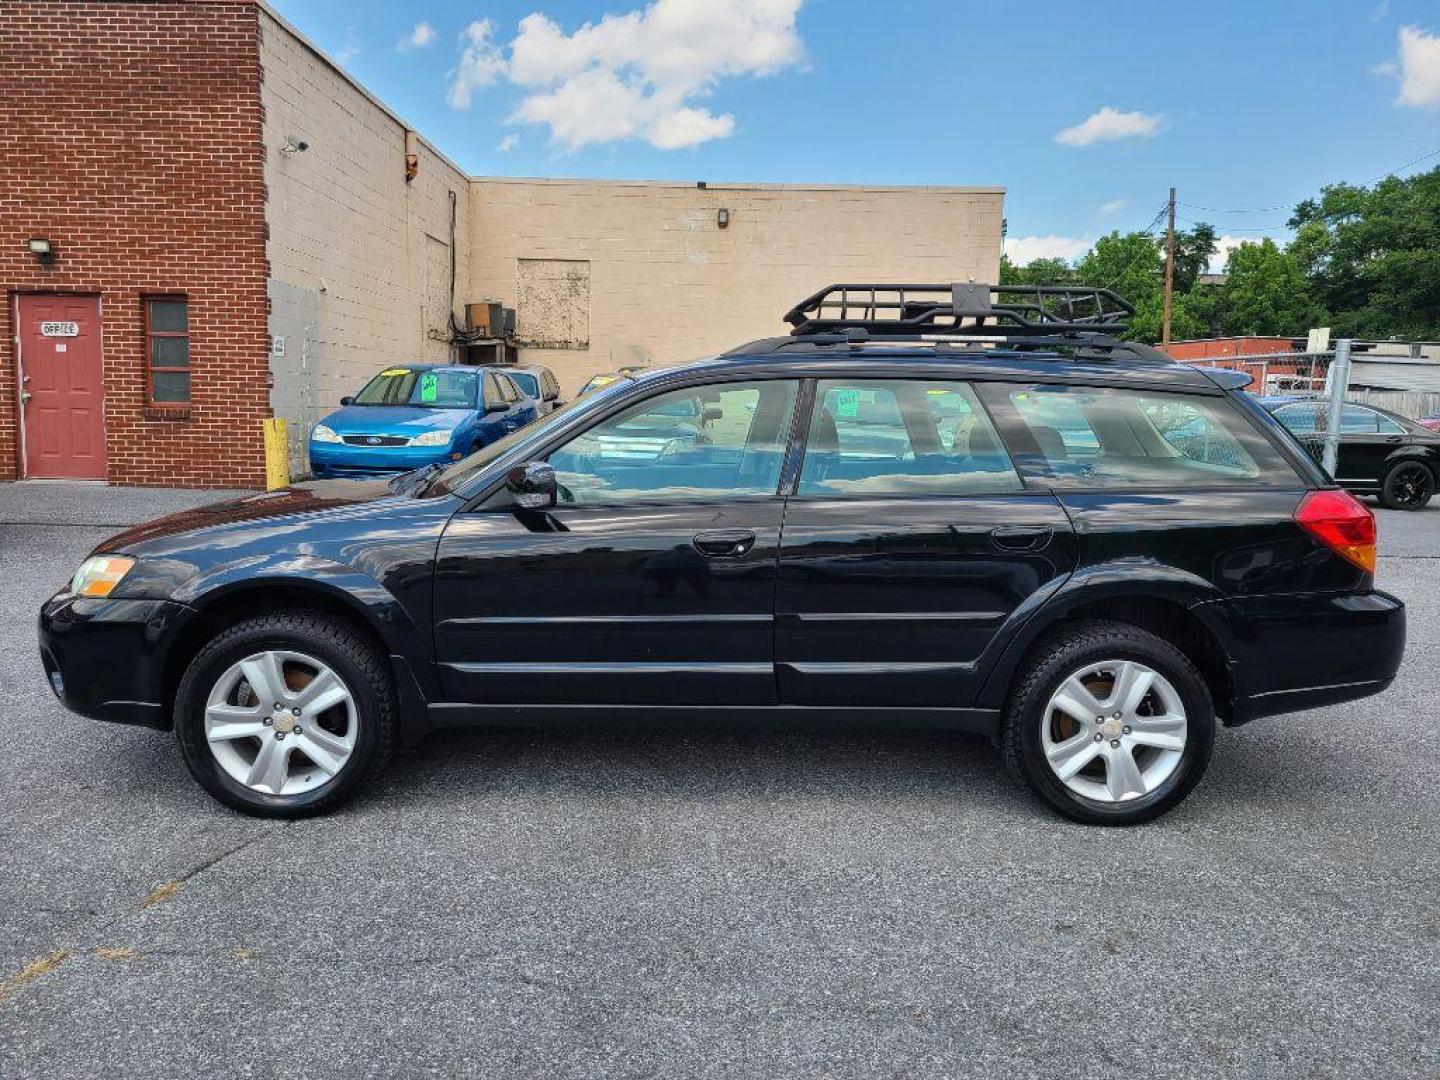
[17,294,107,479]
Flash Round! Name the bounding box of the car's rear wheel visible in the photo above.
[1001,620,1215,825]
[174,611,395,817]
[1379,460,1434,510]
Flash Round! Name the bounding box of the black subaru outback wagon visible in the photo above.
[39,284,1405,825]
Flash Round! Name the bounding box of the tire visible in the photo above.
[174,611,396,817]
[1001,620,1215,826]
[1378,460,1434,510]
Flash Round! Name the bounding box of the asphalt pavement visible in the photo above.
[0,482,1435,1079]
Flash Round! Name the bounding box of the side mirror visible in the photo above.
[485,398,508,414]
[544,389,560,402]
[340,396,354,407]
[506,461,557,509]
[702,405,723,423]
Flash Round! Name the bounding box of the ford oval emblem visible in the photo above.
[367,436,382,445]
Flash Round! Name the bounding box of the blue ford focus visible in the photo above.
[309,365,537,478]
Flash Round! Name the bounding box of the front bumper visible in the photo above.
[309,441,457,478]
[38,593,192,730]
[1214,589,1406,724]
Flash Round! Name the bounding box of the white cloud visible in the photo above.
[447,19,506,109]
[1211,235,1250,274]
[398,21,436,52]
[1097,198,1127,218]
[447,0,807,150]
[497,133,520,153]
[1055,106,1164,147]
[334,28,361,64]
[1004,235,1091,265]
[1383,25,1440,108]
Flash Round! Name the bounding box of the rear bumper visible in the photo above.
[38,593,190,730]
[1211,589,1405,724]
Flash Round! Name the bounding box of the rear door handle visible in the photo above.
[989,525,1052,551]
[693,530,755,558]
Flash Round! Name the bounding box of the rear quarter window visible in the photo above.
[981,383,1301,489]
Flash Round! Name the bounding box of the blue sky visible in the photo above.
[268,0,1440,267]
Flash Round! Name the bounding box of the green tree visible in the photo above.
[999,255,1077,288]
[1289,168,1440,339]
[1172,222,1217,294]
[1217,239,1326,336]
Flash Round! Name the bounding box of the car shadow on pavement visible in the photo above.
[378,726,1023,809]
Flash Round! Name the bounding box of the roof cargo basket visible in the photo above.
[784,283,1134,337]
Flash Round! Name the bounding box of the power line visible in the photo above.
[1101,203,1169,291]
[1177,215,1284,234]
[1178,145,1440,216]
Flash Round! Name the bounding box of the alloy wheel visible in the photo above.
[1040,659,1187,804]
[203,650,358,796]
[1386,463,1433,508]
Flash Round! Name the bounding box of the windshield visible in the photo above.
[508,371,540,397]
[425,378,629,497]
[353,368,477,409]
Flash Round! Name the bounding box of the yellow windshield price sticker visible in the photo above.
[379,368,409,377]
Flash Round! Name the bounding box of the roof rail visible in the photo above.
[784,283,1134,337]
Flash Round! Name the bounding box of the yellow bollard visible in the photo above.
[262,418,291,491]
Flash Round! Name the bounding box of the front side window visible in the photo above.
[508,371,540,398]
[1276,402,1405,436]
[145,297,189,404]
[990,384,1299,488]
[797,379,1021,497]
[547,380,798,505]
[355,368,477,409]
[1341,405,1380,434]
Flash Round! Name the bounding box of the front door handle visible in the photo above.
[990,525,1052,551]
[693,530,755,558]
[20,391,32,405]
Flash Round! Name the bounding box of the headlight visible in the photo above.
[411,429,455,447]
[70,555,136,598]
[312,424,341,443]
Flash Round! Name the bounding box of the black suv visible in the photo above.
[38,284,1405,824]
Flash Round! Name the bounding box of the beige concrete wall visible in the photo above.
[258,6,471,467]
[467,179,1005,394]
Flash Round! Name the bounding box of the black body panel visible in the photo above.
[775,494,1076,706]
[36,346,1407,750]
[434,500,784,705]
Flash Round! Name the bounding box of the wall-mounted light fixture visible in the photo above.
[27,238,55,265]
[717,208,731,229]
[280,136,309,155]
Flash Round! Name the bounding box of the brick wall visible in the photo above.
[0,0,268,487]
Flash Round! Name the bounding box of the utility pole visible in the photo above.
[1162,186,1176,350]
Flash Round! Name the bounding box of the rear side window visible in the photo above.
[984,384,1299,488]
[797,379,1022,497]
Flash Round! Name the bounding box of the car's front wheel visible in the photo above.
[174,611,395,817]
[1002,620,1215,825]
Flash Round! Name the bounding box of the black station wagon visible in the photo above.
[39,284,1405,824]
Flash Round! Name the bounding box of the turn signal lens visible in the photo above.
[69,555,136,598]
[1295,489,1376,574]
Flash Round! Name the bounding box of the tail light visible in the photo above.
[1295,488,1376,574]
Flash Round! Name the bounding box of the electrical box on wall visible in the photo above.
[465,301,503,337]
